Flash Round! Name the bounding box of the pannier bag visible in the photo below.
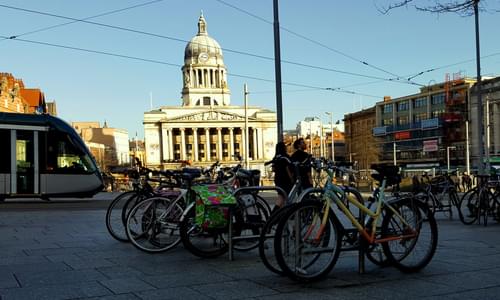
[192,184,237,230]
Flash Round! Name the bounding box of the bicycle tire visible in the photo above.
[126,196,183,253]
[179,204,229,258]
[274,201,341,282]
[458,188,479,225]
[232,196,269,251]
[381,197,438,273]
[105,191,141,242]
[258,204,298,275]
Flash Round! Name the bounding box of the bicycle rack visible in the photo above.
[228,186,287,261]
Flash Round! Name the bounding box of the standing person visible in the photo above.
[269,142,293,210]
[291,138,313,189]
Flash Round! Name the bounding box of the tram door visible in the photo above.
[12,130,40,195]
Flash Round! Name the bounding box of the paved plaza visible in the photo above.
[1,194,500,300]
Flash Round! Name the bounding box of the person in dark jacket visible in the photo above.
[271,142,293,209]
[291,138,313,189]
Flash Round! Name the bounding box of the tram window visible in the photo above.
[46,130,96,173]
[0,129,10,172]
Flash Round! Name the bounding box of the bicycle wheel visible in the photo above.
[448,189,460,219]
[179,204,229,258]
[381,198,438,273]
[105,191,141,242]
[274,201,341,282]
[480,190,492,227]
[126,196,183,253]
[419,191,436,215]
[458,189,479,225]
[364,217,391,267]
[258,204,298,275]
[232,195,269,251]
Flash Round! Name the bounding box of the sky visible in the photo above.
[1,0,500,139]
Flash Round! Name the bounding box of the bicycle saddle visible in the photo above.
[370,164,401,186]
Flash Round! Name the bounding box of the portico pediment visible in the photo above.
[166,110,255,122]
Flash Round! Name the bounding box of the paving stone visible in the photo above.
[99,277,156,294]
[0,273,19,289]
[16,269,107,287]
[0,255,50,266]
[84,294,142,300]
[96,266,146,279]
[134,286,212,300]
[0,262,72,275]
[191,280,278,299]
[0,281,111,300]
[142,269,232,288]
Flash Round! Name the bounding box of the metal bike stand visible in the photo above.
[358,197,365,274]
[228,186,287,261]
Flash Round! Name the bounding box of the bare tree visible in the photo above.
[376,0,498,16]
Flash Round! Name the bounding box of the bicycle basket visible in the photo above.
[192,184,237,229]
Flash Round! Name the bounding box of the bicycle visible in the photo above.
[105,166,179,242]
[416,172,460,219]
[259,159,390,276]
[273,163,438,281]
[459,175,500,226]
[125,161,269,255]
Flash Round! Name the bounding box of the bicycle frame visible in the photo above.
[319,170,417,245]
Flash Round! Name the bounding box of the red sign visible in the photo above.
[395,131,411,140]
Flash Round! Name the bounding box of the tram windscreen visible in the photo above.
[46,131,97,173]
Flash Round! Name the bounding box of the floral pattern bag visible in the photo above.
[192,184,237,230]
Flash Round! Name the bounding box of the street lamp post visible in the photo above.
[325,112,335,162]
[393,142,397,166]
[447,146,457,172]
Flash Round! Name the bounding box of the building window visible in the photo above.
[414,97,427,108]
[203,97,211,106]
[398,116,409,125]
[383,104,393,113]
[382,118,393,126]
[414,112,427,122]
[398,101,409,112]
[431,93,445,105]
[431,109,445,118]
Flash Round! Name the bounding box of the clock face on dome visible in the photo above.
[198,52,209,63]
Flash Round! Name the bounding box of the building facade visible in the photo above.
[344,106,378,170]
[0,73,55,115]
[373,77,475,171]
[143,14,277,170]
[72,122,130,169]
[470,76,500,168]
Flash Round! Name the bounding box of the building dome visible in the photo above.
[181,13,230,107]
[184,13,224,64]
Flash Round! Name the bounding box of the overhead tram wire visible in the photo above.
[212,0,413,81]
[0,35,382,99]
[0,3,421,87]
[0,0,166,42]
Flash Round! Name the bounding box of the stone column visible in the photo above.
[217,127,223,161]
[240,127,245,159]
[494,103,500,154]
[168,128,174,161]
[252,127,258,160]
[193,128,199,162]
[161,125,168,162]
[257,128,264,159]
[180,128,186,160]
[229,128,234,160]
[205,128,211,161]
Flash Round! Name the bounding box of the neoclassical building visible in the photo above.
[143,14,277,170]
